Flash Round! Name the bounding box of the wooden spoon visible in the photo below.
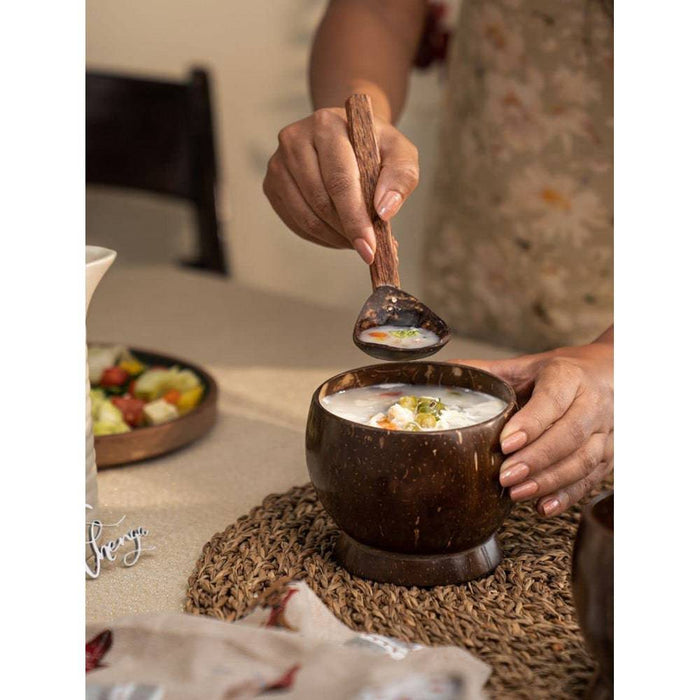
[345,94,450,361]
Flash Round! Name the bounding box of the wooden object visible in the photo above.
[352,286,451,361]
[93,347,218,468]
[345,94,451,361]
[345,94,400,290]
[86,68,228,275]
[306,361,517,586]
[572,491,614,699]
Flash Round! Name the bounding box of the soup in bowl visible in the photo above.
[306,361,517,586]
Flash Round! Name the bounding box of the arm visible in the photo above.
[263,0,426,262]
[310,0,427,122]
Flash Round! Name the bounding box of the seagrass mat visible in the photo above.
[187,482,607,699]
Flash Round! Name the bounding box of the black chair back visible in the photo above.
[86,68,228,275]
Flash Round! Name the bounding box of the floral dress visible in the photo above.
[423,0,613,352]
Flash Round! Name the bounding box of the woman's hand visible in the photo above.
[453,334,613,516]
[263,107,419,264]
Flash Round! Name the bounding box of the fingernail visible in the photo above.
[500,463,529,487]
[501,430,527,453]
[376,191,402,220]
[353,238,374,264]
[540,498,561,516]
[510,480,538,501]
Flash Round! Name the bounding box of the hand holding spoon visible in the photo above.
[345,94,450,361]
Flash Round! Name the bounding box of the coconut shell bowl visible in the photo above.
[572,491,614,699]
[306,361,517,587]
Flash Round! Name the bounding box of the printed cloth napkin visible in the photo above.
[86,579,491,700]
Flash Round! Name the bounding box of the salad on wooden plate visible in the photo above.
[88,344,217,467]
[89,345,205,436]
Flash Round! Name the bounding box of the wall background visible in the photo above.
[86,0,447,311]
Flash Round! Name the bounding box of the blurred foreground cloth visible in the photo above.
[86,580,490,700]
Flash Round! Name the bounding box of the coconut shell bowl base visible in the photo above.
[335,531,504,587]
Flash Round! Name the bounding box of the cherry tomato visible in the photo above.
[162,389,181,405]
[100,366,130,388]
[111,396,145,427]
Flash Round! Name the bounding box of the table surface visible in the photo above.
[86,265,515,624]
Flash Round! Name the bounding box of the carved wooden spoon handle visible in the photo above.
[345,94,400,290]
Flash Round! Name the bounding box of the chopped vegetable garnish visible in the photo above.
[111,396,145,427]
[389,329,421,338]
[162,389,181,405]
[93,420,131,436]
[416,397,445,416]
[366,394,446,431]
[377,418,397,430]
[88,346,126,384]
[100,366,130,388]
[88,346,206,433]
[416,413,437,428]
[398,395,417,410]
[177,386,204,414]
[92,399,131,435]
[133,367,202,402]
[143,398,179,426]
[119,359,145,376]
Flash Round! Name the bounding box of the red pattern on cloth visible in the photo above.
[264,664,301,691]
[264,587,298,629]
[86,629,113,672]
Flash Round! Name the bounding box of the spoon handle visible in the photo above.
[345,94,400,289]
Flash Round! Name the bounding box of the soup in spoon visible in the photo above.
[358,325,441,350]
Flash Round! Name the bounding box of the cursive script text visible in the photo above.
[86,517,150,579]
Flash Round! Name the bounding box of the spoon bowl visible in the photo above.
[345,94,450,361]
[353,285,451,360]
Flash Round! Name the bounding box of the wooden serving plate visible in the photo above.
[92,346,218,468]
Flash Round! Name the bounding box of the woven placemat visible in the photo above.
[187,482,607,699]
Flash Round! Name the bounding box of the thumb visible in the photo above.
[373,128,419,221]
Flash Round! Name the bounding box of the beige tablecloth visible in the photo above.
[86,265,514,624]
